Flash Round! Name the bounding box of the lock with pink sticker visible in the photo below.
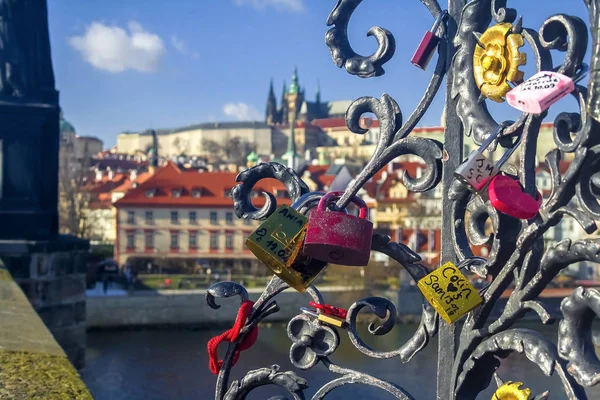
[506,64,588,114]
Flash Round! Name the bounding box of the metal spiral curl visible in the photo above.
[232,162,310,221]
[335,94,443,210]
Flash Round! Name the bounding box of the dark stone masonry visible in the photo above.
[0,236,89,368]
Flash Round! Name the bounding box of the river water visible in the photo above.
[82,322,600,400]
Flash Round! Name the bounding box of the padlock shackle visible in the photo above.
[573,63,589,83]
[478,120,513,152]
[317,191,369,219]
[292,191,350,215]
[430,10,448,34]
[495,132,523,169]
[300,307,319,318]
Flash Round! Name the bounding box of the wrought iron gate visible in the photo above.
[206,0,600,398]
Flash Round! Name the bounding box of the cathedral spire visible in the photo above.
[266,77,277,124]
[315,80,321,104]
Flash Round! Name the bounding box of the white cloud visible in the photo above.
[69,21,165,73]
[223,103,262,121]
[233,0,304,13]
[171,35,200,59]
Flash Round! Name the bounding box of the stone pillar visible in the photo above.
[0,235,89,369]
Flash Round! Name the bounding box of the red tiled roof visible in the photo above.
[114,162,291,208]
[363,161,427,199]
[112,172,153,193]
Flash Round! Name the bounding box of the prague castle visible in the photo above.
[114,68,359,162]
[266,66,352,125]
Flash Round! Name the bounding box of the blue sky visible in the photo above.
[48,0,593,147]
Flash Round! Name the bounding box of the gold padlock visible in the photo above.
[245,205,308,286]
[417,262,483,324]
[301,308,346,328]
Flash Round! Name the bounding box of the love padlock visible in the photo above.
[487,175,542,220]
[417,262,483,324]
[411,10,448,70]
[246,192,337,293]
[308,301,348,319]
[303,191,373,267]
[301,307,346,328]
[245,204,307,280]
[506,64,588,114]
[454,122,519,193]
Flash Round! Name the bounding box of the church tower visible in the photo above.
[285,66,304,125]
[265,78,278,125]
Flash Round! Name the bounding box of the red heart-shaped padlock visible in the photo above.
[487,175,542,219]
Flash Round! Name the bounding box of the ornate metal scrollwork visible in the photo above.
[208,0,600,399]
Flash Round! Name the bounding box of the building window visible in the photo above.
[210,232,219,250]
[145,211,153,225]
[192,189,202,198]
[172,189,182,198]
[145,189,155,198]
[189,211,197,224]
[170,231,179,249]
[127,211,135,224]
[171,211,179,224]
[145,231,153,248]
[225,212,233,225]
[225,233,234,249]
[210,211,218,225]
[189,231,198,249]
[126,232,135,249]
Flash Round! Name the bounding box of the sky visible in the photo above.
[48,0,593,147]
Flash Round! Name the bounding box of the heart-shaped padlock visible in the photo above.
[487,175,542,219]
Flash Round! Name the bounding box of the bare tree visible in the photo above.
[224,137,254,166]
[202,139,225,163]
[58,148,95,238]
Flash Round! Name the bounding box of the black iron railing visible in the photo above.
[206,1,600,398]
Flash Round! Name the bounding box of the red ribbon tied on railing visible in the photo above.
[207,300,258,374]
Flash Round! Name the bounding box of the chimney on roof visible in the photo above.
[95,169,102,181]
[107,168,114,180]
[130,170,138,182]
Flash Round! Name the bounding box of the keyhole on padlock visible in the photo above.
[328,250,343,260]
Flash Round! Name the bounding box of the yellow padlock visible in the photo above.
[301,308,346,328]
[245,204,308,286]
[417,262,483,324]
[318,313,346,328]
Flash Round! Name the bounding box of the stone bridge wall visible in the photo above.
[0,264,92,399]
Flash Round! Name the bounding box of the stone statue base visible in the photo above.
[0,101,59,240]
[0,235,89,369]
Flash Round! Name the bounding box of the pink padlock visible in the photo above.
[506,65,588,114]
[303,191,373,267]
[411,11,448,70]
[487,175,542,220]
